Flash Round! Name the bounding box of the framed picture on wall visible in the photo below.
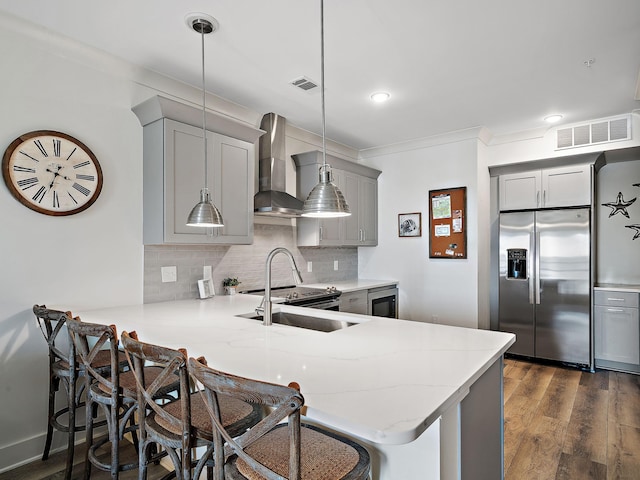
[398,213,422,237]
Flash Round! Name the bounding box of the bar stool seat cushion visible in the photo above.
[233,424,362,480]
[156,392,256,437]
[56,350,125,373]
[97,365,178,399]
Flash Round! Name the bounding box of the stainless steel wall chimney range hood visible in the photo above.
[254,113,304,217]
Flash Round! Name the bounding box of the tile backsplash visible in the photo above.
[144,223,358,303]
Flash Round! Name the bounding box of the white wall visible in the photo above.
[0,20,144,469]
[359,139,483,328]
[486,113,640,167]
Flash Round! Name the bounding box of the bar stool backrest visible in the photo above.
[120,331,192,479]
[33,305,73,368]
[188,357,305,480]
[65,317,120,397]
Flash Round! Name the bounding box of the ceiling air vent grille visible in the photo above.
[556,115,631,150]
[290,76,318,92]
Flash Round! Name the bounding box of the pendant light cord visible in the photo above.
[201,24,208,191]
[320,0,327,172]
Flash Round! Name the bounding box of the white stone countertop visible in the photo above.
[75,295,514,446]
[594,284,640,293]
[305,279,398,293]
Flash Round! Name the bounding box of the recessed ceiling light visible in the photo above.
[370,92,390,103]
[544,114,563,123]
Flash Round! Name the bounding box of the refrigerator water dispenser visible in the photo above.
[507,248,527,280]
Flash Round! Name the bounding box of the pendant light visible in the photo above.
[186,14,224,228]
[301,0,351,218]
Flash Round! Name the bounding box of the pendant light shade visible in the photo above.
[302,165,351,217]
[186,188,224,226]
[301,0,351,219]
[185,14,224,228]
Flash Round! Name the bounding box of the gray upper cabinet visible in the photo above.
[499,164,591,211]
[293,151,381,247]
[342,171,378,246]
[133,96,263,245]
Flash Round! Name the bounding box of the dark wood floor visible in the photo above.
[504,358,640,480]
[3,359,639,479]
[0,440,170,480]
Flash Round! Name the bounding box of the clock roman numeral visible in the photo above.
[53,139,61,157]
[76,174,95,181]
[13,165,36,173]
[52,190,59,208]
[68,192,78,205]
[17,177,39,188]
[34,140,48,157]
[66,147,77,161]
[72,182,91,196]
[32,185,46,203]
[19,150,40,162]
[73,160,90,169]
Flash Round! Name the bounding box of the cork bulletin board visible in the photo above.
[428,186,467,259]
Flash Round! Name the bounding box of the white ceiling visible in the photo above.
[1,0,639,150]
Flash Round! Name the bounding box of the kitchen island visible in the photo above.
[75,294,514,480]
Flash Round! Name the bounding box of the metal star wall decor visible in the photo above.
[601,191,637,218]
[625,225,640,240]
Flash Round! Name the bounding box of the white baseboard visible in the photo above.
[0,431,69,474]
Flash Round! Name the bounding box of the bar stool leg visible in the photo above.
[83,396,94,480]
[42,372,58,461]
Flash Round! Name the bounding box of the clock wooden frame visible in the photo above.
[2,130,103,216]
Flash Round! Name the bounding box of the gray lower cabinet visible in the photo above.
[594,289,640,373]
[339,290,368,315]
[133,96,262,245]
[293,151,381,247]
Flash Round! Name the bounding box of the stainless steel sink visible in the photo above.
[236,311,356,332]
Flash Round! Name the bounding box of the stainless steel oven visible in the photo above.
[368,286,398,318]
[241,286,341,311]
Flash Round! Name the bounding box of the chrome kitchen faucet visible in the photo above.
[256,247,303,326]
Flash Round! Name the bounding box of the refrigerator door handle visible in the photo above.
[528,230,535,304]
[535,231,541,304]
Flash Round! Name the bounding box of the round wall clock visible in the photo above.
[2,130,103,216]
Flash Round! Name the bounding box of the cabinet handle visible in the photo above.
[606,308,625,313]
[319,226,323,241]
[543,190,546,206]
[362,229,366,242]
[607,298,626,302]
[536,191,540,207]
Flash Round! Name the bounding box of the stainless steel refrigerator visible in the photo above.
[498,208,591,367]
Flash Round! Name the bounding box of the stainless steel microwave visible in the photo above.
[368,286,398,318]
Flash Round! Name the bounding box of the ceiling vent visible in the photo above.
[556,115,631,150]
[290,76,319,92]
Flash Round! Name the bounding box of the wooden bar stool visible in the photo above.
[66,317,180,479]
[33,305,123,480]
[188,357,371,480]
[34,305,78,480]
[120,331,263,480]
